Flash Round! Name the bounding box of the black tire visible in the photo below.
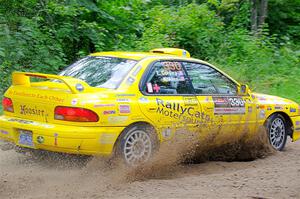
[116,124,158,166]
[266,114,288,151]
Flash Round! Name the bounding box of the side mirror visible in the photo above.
[238,84,250,96]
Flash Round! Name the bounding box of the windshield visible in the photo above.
[59,56,137,89]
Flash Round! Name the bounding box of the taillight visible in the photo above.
[2,97,14,112]
[54,106,99,122]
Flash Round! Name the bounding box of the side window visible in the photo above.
[143,61,193,95]
[184,62,237,95]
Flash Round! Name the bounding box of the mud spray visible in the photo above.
[85,123,275,183]
[0,124,275,198]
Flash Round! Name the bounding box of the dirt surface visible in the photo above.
[0,139,300,199]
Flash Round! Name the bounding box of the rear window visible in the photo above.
[59,56,137,89]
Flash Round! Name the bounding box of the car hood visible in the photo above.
[252,92,298,106]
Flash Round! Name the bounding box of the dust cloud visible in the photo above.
[87,125,274,182]
[0,126,279,199]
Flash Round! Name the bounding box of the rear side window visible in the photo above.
[59,56,137,89]
[142,61,193,95]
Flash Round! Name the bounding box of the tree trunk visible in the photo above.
[258,0,268,29]
[251,0,258,33]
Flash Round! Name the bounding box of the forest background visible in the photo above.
[0,0,299,112]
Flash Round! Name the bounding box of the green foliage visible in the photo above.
[133,2,299,103]
[267,0,300,44]
[135,3,225,60]
[214,33,300,103]
[0,0,299,108]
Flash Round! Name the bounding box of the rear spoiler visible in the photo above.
[12,71,92,94]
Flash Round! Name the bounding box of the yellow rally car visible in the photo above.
[1,48,300,165]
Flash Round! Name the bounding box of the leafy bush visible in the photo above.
[0,0,299,112]
[134,3,300,103]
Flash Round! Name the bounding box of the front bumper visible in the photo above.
[0,115,124,155]
[291,116,300,142]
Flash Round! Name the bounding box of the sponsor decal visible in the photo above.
[147,83,153,93]
[155,69,182,77]
[155,62,185,82]
[0,130,8,135]
[295,127,300,131]
[214,107,245,115]
[213,97,245,115]
[36,123,53,128]
[71,99,78,106]
[54,133,58,146]
[267,106,272,111]
[275,105,284,110]
[275,101,288,105]
[161,73,185,82]
[8,118,34,124]
[119,105,131,114]
[161,61,182,71]
[108,116,128,123]
[290,108,296,113]
[126,77,135,85]
[37,136,44,144]
[153,84,160,93]
[116,94,136,97]
[139,97,149,103]
[80,99,101,105]
[20,105,45,116]
[103,110,116,115]
[257,97,266,101]
[117,98,130,103]
[8,90,64,103]
[183,97,198,106]
[100,134,116,144]
[295,121,300,126]
[156,98,210,124]
[259,110,266,119]
[162,128,172,138]
[94,104,115,108]
[5,118,54,129]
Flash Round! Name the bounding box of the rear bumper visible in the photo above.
[291,116,300,142]
[0,115,124,156]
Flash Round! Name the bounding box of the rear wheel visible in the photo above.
[116,124,157,166]
[266,114,288,151]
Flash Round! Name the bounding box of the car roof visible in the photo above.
[90,51,214,69]
[90,51,180,60]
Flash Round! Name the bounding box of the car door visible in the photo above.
[183,61,257,143]
[138,60,201,141]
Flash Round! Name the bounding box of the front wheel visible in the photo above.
[116,124,157,166]
[266,114,288,151]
